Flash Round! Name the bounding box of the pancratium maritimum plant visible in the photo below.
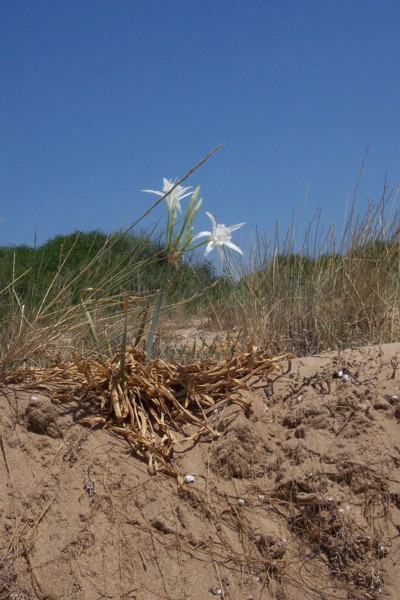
[142,178,244,358]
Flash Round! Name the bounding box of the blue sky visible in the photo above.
[1,0,400,253]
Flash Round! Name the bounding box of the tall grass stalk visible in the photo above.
[224,186,400,355]
[0,146,223,378]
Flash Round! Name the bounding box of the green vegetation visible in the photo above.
[1,180,400,379]
[0,229,218,376]
[0,230,216,311]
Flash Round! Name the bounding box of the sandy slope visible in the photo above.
[1,343,400,600]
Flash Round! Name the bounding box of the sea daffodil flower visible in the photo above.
[192,211,245,264]
[140,176,244,359]
[142,178,192,215]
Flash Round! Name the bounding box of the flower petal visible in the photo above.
[227,222,246,233]
[216,245,224,264]
[192,230,211,242]
[205,212,217,231]
[223,241,243,254]
[204,241,214,256]
[141,189,164,197]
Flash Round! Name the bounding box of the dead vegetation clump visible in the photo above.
[5,345,293,481]
[272,477,385,599]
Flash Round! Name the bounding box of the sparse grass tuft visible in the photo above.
[0,229,217,378]
[222,188,400,355]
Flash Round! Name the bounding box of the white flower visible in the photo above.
[142,178,192,214]
[193,212,245,264]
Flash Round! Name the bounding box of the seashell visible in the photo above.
[377,544,388,557]
[183,474,195,484]
[237,498,245,506]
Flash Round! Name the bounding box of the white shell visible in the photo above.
[342,373,350,382]
[337,370,344,378]
[237,498,245,506]
[183,474,195,484]
[211,587,223,596]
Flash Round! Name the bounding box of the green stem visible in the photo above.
[184,239,209,253]
[120,299,129,384]
[84,309,101,353]
[145,266,171,360]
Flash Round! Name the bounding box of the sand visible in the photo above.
[1,342,400,599]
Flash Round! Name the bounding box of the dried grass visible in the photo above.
[7,347,293,481]
[222,183,400,355]
[270,477,386,599]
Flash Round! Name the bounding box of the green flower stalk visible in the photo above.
[142,178,244,359]
[142,178,193,250]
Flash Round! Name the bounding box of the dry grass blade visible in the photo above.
[9,347,293,478]
[225,184,400,355]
